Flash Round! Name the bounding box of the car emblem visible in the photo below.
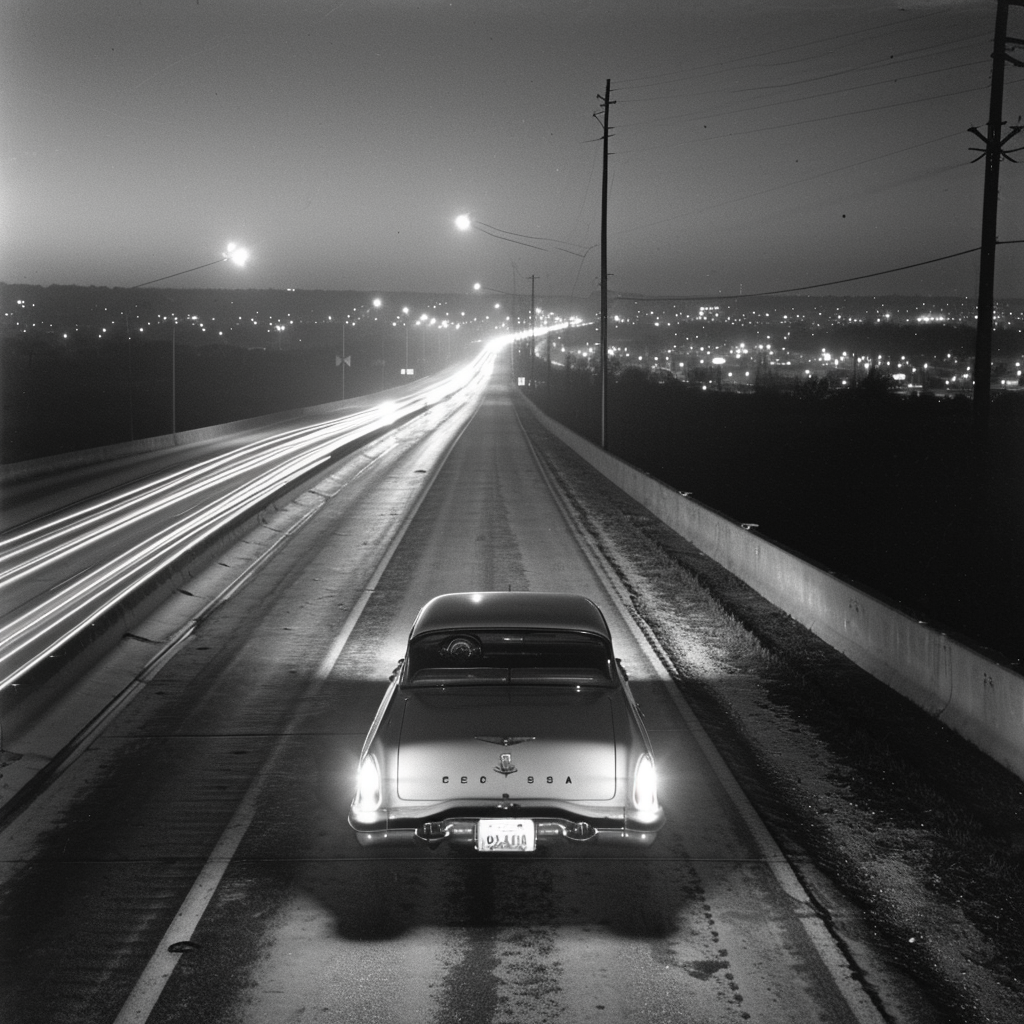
[495,752,517,776]
[474,736,535,746]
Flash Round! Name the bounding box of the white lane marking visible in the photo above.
[112,387,485,1024]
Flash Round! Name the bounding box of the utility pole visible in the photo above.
[125,308,135,442]
[171,319,176,440]
[529,274,537,387]
[547,324,552,394]
[512,263,520,381]
[596,78,614,448]
[971,0,1024,443]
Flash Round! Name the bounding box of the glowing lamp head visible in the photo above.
[224,242,250,267]
[455,214,472,231]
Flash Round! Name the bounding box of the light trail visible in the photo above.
[0,348,498,692]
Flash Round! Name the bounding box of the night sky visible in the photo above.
[2,1,1020,300]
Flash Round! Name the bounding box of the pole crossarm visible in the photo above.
[968,123,1024,162]
[1005,36,1024,67]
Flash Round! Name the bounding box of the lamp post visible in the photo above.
[171,317,177,437]
[459,216,547,382]
[529,274,536,389]
[415,314,427,373]
[130,242,250,290]
[401,306,412,377]
[369,297,386,385]
[126,243,250,442]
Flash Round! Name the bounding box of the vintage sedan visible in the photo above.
[348,591,664,851]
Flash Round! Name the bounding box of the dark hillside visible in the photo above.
[531,366,1024,667]
[0,336,389,462]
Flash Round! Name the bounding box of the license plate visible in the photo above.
[476,818,536,852]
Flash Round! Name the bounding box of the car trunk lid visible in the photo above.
[396,685,617,801]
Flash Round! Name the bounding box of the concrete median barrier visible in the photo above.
[0,395,366,484]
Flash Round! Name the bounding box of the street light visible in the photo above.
[417,313,431,372]
[130,242,250,289]
[400,306,413,377]
[455,207,602,434]
[224,242,250,267]
[126,242,250,441]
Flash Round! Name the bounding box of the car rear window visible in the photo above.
[403,630,615,688]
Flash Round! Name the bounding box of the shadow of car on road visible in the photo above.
[296,836,699,942]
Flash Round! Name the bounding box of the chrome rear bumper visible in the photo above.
[351,816,659,847]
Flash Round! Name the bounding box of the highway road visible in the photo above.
[0,363,918,1023]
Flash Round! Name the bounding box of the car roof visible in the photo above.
[409,592,612,642]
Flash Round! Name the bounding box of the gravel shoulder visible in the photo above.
[518,397,1024,1024]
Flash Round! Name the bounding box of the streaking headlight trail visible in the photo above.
[0,350,496,692]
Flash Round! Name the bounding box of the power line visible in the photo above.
[471,224,548,253]
[474,221,590,254]
[618,35,989,106]
[618,69,997,134]
[685,80,1004,144]
[723,55,987,101]
[743,34,989,89]
[611,129,968,237]
[615,6,952,90]
[615,240,1024,303]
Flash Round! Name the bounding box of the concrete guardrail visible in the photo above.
[0,394,382,485]
[525,398,1024,782]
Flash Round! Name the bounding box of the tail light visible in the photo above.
[353,755,382,815]
[632,753,658,812]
